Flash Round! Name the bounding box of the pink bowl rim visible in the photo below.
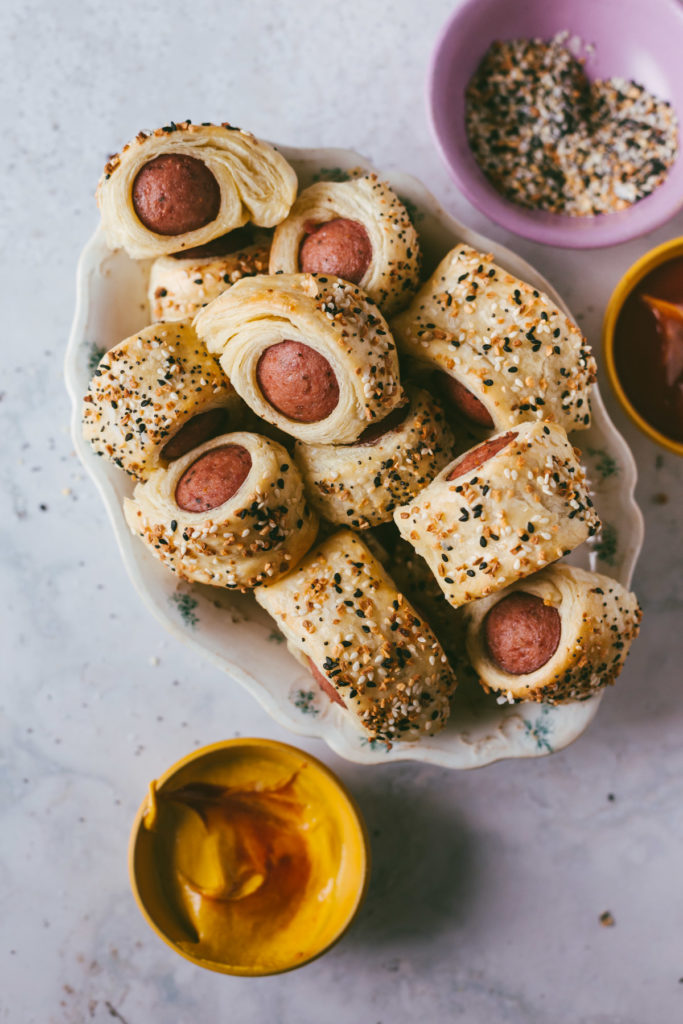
[427,0,683,249]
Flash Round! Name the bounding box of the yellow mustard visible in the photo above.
[130,740,368,975]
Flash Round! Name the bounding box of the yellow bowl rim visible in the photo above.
[128,736,371,977]
[603,235,683,456]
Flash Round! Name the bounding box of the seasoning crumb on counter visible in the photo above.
[465,33,678,216]
[599,911,616,927]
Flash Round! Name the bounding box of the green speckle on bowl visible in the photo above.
[292,689,319,716]
[360,736,388,752]
[170,592,199,628]
[587,447,619,480]
[523,705,553,753]
[87,342,107,375]
[397,195,424,225]
[594,522,618,566]
[267,630,285,644]
[311,167,352,183]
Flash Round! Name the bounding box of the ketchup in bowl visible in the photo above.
[613,255,683,444]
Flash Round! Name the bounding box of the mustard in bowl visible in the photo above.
[129,738,370,975]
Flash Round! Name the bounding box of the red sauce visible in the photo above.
[613,256,683,442]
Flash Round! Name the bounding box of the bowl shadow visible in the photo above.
[347,776,479,949]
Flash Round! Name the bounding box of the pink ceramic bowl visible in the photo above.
[428,0,683,249]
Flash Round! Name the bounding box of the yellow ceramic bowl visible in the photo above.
[129,738,370,976]
[603,236,683,456]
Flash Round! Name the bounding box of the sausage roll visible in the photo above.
[268,174,421,315]
[462,564,642,704]
[393,421,600,609]
[82,320,241,481]
[391,244,596,433]
[97,121,297,259]
[255,530,456,742]
[194,272,404,445]
[370,531,459,654]
[149,237,270,322]
[123,432,318,590]
[293,385,456,529]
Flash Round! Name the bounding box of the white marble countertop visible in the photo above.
[2,1,682,1020]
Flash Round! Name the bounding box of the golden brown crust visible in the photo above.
[81,320,240,481]
[149,242,270,321]
[391,244,596,433]
[393,421,600,608]
[255,530,456,742]
[463,564,642,703]
[123,432,318,590]
[269,174,421,315]
[294,385,456,528]
[194,272,404,445]
[97,121,297,258]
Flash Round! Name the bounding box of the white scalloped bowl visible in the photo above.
[65,146,643,768]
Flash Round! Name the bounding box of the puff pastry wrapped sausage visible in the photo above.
[369,531,459,656]
[194,273,404,445]
[293,385,456,528]
[97,121,297,259]
[393,421,600,609]
[462,564,641,704]
[149,237,270,322]
[255,530,456,742]
[268,174,421,315]
[391,244,596,433]
[82,320,240,481]
[123,432,318,590]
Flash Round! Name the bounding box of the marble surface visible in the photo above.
[1,0,682,1020]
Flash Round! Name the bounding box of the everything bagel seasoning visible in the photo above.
[465,33,678,216]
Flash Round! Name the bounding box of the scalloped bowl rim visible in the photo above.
[65,144,644,768]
